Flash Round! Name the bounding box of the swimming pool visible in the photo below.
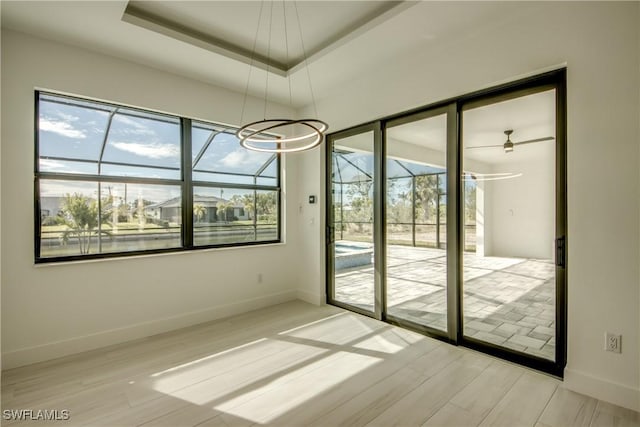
[334,242,373,270]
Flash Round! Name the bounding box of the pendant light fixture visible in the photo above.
[236,1,328,153]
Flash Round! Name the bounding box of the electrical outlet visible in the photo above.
[257,273,263,284]
[604,332,621,353]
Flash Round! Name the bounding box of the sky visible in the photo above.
[38,94,276,202]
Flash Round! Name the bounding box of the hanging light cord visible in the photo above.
[263,1,274,120]
[239,0,266,127]
[283,0,293,108]
[236,0,328,153]
[293,0,319,118]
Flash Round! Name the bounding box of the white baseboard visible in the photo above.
[296,289,325,305]
[2,290,297,370]
[564,367,640,412]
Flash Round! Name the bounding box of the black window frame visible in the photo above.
[34,91,281,263]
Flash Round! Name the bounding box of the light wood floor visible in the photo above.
[2,301,638,427]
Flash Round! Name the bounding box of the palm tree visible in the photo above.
[193,203,206,223]
[216,201,230,222]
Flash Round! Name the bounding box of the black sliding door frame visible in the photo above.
[457,70,567,377]
[383,104,459,343]
[325,69,567,377]
[326,122,383,320]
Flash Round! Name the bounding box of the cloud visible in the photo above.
[111,141,179,159]
[40,118,87,139]
[40,159,68,171]
[39,180,96,197]
[58,112,80,122]
[220,149,264,169]
[114,115,156,136]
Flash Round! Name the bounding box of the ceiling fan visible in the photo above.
[467,129,554,153]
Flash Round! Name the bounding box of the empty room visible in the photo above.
[1,1,639,426]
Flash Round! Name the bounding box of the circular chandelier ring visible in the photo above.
[237,120,321,150]
[236,119,327,144]
[240,133,321,153]
[240,124,321,153]
[236,119,328,153]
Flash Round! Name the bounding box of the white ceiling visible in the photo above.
[462,89,556,166]
[388,90,556,166]
[1,1,528,108]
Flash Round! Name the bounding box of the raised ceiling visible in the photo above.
[123,1,409,75]
[1,1,529,108]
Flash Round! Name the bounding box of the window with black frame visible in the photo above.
[35,92,280,262]
[191,121,279,246]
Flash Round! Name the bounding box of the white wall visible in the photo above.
[485,152,555,259]
[0,30,303,369]
[299,2,640,411]
[293,135,326,306]
[0,4,3,373]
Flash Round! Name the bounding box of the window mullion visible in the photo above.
[182,118,194,249]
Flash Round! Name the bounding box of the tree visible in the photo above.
[255,192,276,222]
[59,193,110,254]
[414,175,439,222]
[345,176,373,232]
[387,178,412,224]
[216,200,230,222]
[193,203,206,223]
[232,193,277,223]
[465,179,477,224]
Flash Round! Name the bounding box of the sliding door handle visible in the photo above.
[556,236,566,268]
[326,226,335,244]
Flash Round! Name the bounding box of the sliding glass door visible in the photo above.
[326,70,566,375]
[327,125,379,316]
[385,109,451,334]
[460,85,564,367]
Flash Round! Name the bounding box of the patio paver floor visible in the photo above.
[335,243,555,360]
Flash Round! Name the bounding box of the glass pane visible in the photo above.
[192,122,275,184]
[331,131,375,313]
[334,152,374,183]
[256,176,277,186]
[39,158,98,175]
[102,111,181,179]
[38,95,111,167]
[385,113,448,332]
[38,93,181,179]
[462,89,556,361]
[100,163,180,180]
[386,177,413,246]
[39,180,182,258]
[193,187,278,246]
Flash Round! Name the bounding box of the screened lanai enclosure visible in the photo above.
[333,151,477,251]
[36,92,279,260]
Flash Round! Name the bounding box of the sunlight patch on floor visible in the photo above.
[213,351,382,424]
[148,339,327,400]
[150,338,268,378]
